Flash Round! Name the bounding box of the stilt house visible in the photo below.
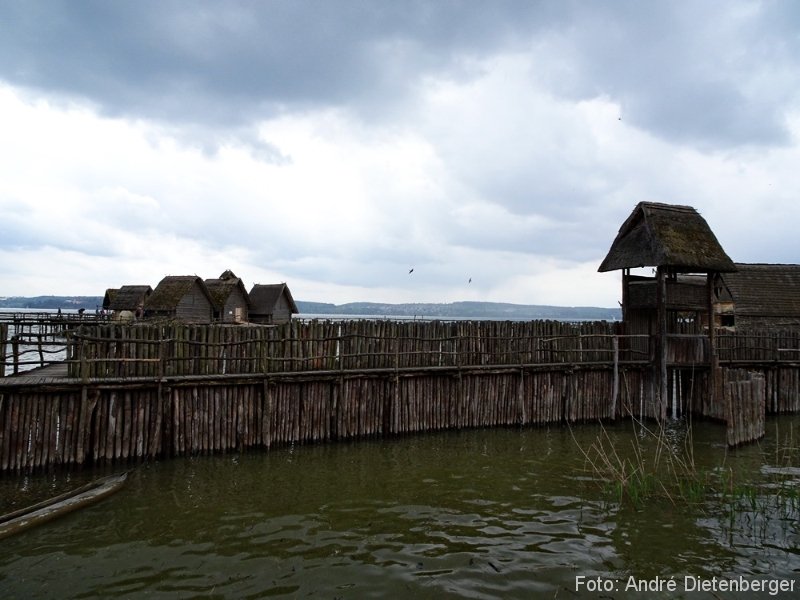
[144,276,215,323]
[599,202,737,340]
[714,263,800,332]
[204,270,251,323]
[598,202,737,416]
[107,285,153,318]
[249,283,299,324]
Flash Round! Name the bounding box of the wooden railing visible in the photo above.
[1,331,68,376]
[62,320,629,379]
[0,311,109,331]
[0,312,109,376]
[717,330,800,363]
[6,316,800,380]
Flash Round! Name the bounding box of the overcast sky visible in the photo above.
[1,1,799,308]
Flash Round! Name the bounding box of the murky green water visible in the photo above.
[1,418,799,599]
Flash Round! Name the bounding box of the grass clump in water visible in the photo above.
[573,418,706,509]
[575,417,800,526]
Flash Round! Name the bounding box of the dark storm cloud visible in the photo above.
[1,1,796,150]
[554,1,800,148]
[0,1,553,124]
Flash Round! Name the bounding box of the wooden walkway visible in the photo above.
[0,363,69,386]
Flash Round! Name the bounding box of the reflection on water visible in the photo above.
[1,417,799,599]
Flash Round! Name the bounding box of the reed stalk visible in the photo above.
[573,418,800,518]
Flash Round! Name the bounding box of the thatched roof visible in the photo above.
[598,202,736,273]
[720,264,800,317]
[108,285,152,311]
[249,283,299,314]
[103,288,118,310]
[145,276,213,310]
[204,276,251,309]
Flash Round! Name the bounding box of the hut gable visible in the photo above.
[108,285,153,313]
[249,283,299,324]
[102,288,119,311]
[716,263,800,331]
[204,271,251,323]
[599,202,736,273]
[144,276,215,323]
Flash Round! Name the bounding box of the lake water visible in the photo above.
[1,417,799,598]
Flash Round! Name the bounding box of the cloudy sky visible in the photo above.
[1,1,799,308]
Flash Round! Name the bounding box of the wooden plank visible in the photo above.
[91,389,105,462]
[134,390,144,459]
[30,394,42,469]
[16,394,31,470]
[8,393,21,470]
[1,394,11,471]
[43,393,57,468]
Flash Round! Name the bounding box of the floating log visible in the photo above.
[0,472,128,540]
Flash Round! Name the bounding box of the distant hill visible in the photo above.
[296,300,620,321]
[0,296,620,321]
[0,296,104,310]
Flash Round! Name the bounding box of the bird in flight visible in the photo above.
[409,268,414,274]
[468,278,472,284]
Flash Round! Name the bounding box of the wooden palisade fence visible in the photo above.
[1,363,663,472]
[722,368,766,447]
[2,319,800,471]
[64,320,630,378]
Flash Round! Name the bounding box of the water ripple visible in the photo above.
[2,423,800,598]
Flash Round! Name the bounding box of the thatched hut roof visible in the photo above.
[204,275,252,309]
[720,264,800,318]
[598,202,736,273]
[103,288,119,310]
[145,276,213,310]
[249,283,299,314]
[108,285,153,312]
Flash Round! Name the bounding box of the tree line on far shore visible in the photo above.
[1,296,620,321]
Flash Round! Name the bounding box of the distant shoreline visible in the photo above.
[0,296,621,322]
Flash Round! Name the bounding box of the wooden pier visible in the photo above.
[0,312,108,376]
[1,318,798,472]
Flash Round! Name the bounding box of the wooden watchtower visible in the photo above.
[598,202,737,417]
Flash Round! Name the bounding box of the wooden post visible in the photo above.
[610,335,619,419]
[37,334,45,368]
[80,336,89,383]
[621,269,629,325]
[517,367,526,425]
[707,272,719,412]
[158,339,166,379]
[12,335,20,376]
[0,323,6,378]
[656,266,667,420]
